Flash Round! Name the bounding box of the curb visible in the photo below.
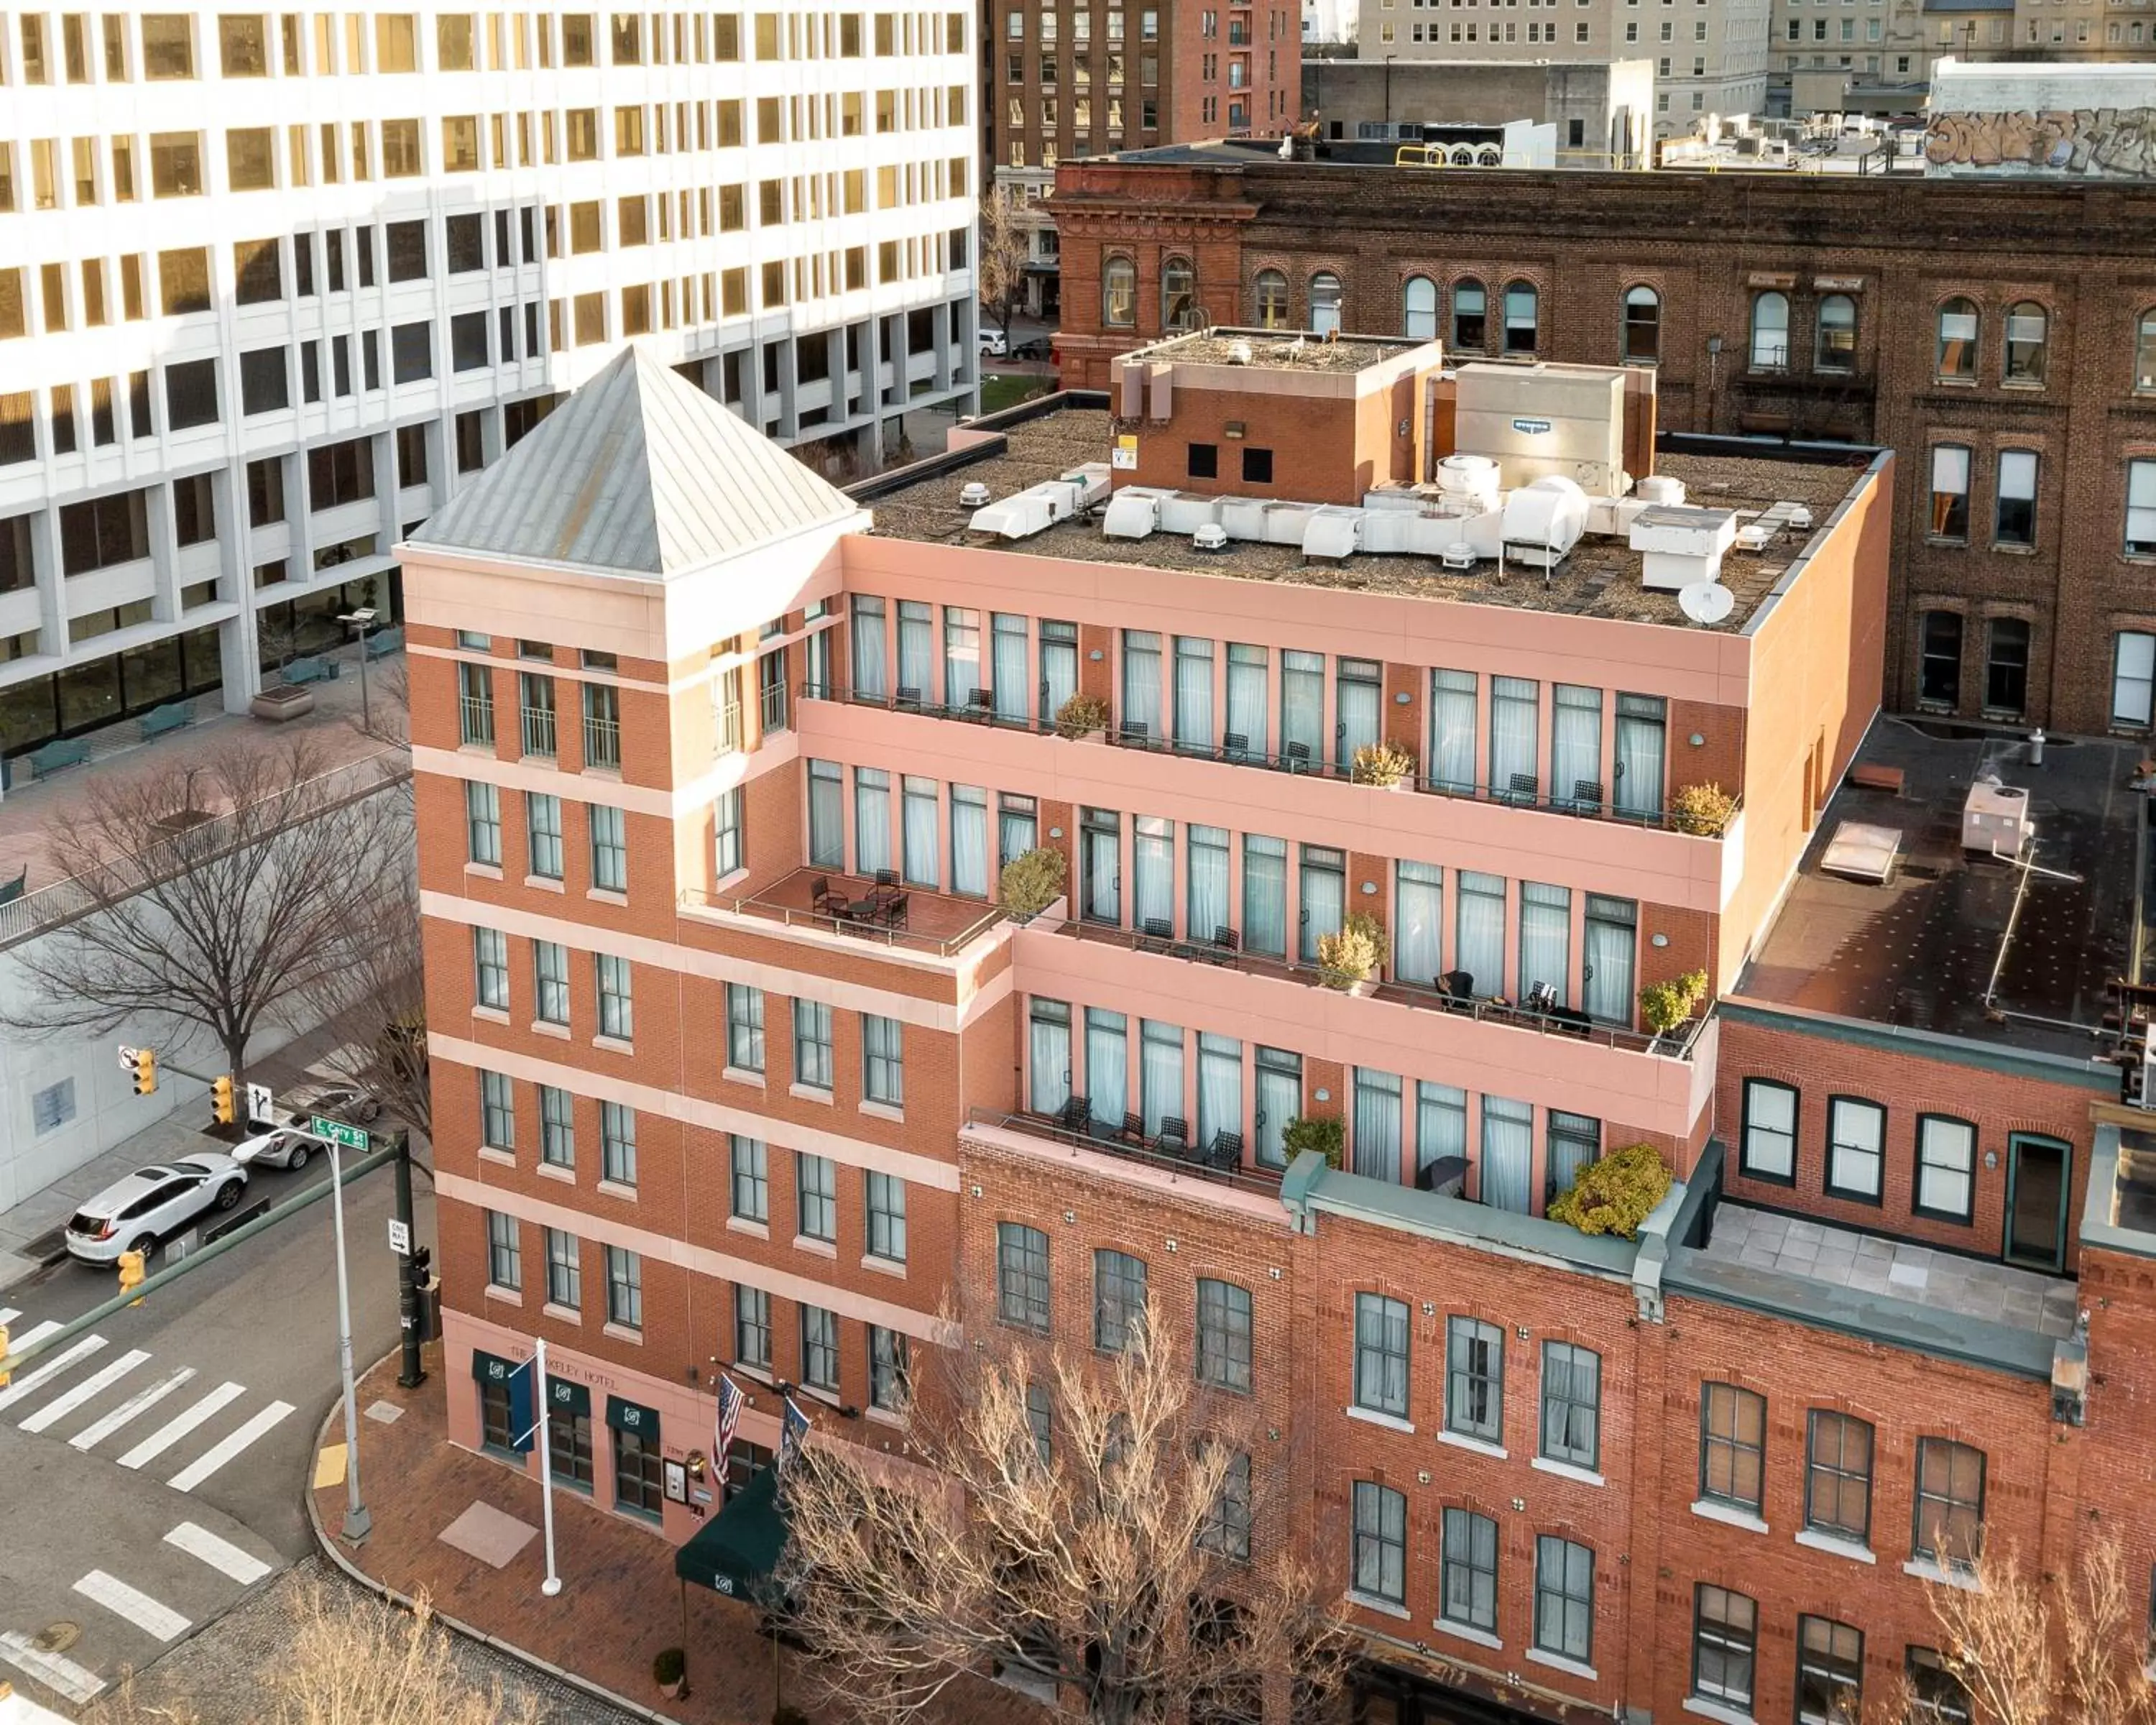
[302,1357,686,1725]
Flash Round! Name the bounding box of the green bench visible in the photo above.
[0,868,25,906]
[139,700,194,741]
[28,737,91,778]
[364,627,402,660]
[283,656,341,685]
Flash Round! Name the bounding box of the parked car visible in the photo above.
[287,1082,382,1125]
[65,1154,248,1265]
[980,328,1009,357]
[1013,337,1053,362]
[231,1112,317,1172]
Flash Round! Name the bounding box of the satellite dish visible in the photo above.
[1679,580,1735,625]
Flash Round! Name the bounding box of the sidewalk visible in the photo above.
[312,1348,1042,1725]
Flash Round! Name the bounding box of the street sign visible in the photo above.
[245,1082,274,1126]
[310,1116,369,1151]
[117,1044,138,1074]
[387,1218,411,1256]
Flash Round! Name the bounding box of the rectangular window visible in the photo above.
[1690,1585,1756,1710]
[1445,1316,1504,1445]
[526,791,563,879]
[1986,618,2032,717]
[1825,1095,1884,1202]
[730,1136,768,1222]
[464,781,502,867]
[479,1070,515,1150]
[1796,1618,1863,1725]
[1907,1649,1973,1725]
[1928,446,1969,540]
[862,1015,903,1107]
[998,1222,1051,1332]
[486,1211,520,1289]
[726,984,765,1074]
[1353,1292,1409,1419]
[714,786,743,880]
[473,926,509,1010]
[1915,1115,1976,1221]
[734,1284,771,1369]
[865,1171,907,1263]
[1539,1342,1600,1471]
[1532,1537,1593,1665]
[1739,1078,1797,1184]
[2129,461,2156,557]
[870,1327,910,1411]
[1351,1481,1406,1604]
[533,941,569,1025]
[544,1228,581,1309]
[1094,1248,1148,1352]
[796,1152,837,1242]
[1439,1506,1498,1631]
[1196,1278,1253,1392]
[794,999,833,1090]
[605,1246,641,1329]
[539,1084,574,1169]
[1912,1438,1984,1568]
[799,1305,838,1392]
[1699,1382,1766,1512]
[2114,632,2156,730]
[1995,449,2037,547]
[1197,1448,1253,1560]
[589,804,628,893]
[1804,1409,1874,1544]
[601,1103,637,1187]
[596,952,633,1041]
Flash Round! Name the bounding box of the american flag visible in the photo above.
[715,1372,744,1465]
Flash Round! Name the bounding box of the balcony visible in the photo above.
[962,1109,1291,1222]
[458,695,495,747]
[520,703,557,759]
[583,711,622,770]
[680,866,1008,959]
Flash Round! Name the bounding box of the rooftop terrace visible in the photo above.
[864,405,1873,631]
[1735,717,2145,1060]
[1125,329,1425,372]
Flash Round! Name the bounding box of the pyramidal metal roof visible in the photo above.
[409,345,860,577]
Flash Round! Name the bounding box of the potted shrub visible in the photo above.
[1054,691,1111,742]
[1350,740,1416,789]
[1549,1142,1674,1238]
[1670,781,1737,837]
[1638,968,1710,1039]
[1315,912,1383,991]
[1281,1113,1345,1170]
[653,1647,688,1701]
[999,846,1068,921]
[251,684,315,723]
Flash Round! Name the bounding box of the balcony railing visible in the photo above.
[715,700,744,756]
[802,684,1736,837]
[458,696,495,747]
[967,1105,1285,1195]
[759,678,789,737]
[680,873,1008,959]
[1046,916,1712,1059]
[583,712,621,770]
[520,704,557,759]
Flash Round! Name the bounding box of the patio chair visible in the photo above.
[965,689,993,721]
[1284,741,1312,773]
[879,892,910,929]
[1059,1095,1091,1133]
[1209,926,1240,965]
[1157,1116,1189,1154]
[809,875,839,915]
[1138,916,1174,952]
[1120,1110,1146,1145]
[1206,1131,1244,1172]
[1118,719,1150,747]
[1439,970,1475,1004]
[1572,778,1605,815]
[896,685,924,710]
[873,868,899,888]
[1222,730,1249,761]
[1507,772,1539,806]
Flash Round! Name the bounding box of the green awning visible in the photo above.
[675,1465,788,1599]
[607,1394,660,1438]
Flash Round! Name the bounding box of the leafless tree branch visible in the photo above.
[978,185,1029,346]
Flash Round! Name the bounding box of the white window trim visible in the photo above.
[1793,1527,1876,1565]
[1690,1499,1769,1535]
[1345,1404,1416,1435]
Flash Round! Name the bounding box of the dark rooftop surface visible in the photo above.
[1736,718,2145,1059]
[867,406,1870,630]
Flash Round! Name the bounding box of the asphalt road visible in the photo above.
[0,1129,436,1715]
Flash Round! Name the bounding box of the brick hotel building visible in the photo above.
[406,336,2156,1725]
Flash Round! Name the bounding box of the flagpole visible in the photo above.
[533,1338,563,1598]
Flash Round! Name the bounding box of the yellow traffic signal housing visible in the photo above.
[118,1249,146,1303]
[0,1322,11,1391]
[210,1075,236,1125]
[131,1049,158,1096]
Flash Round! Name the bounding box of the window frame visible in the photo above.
[1690,1583,1757,1711]
[1352,1292,1410,1420]
[1795,1616,1864,1725]
[1531,1534,1594,1665]
[1698,1381,1766,1513]
[1802,1409,1875,1545]
[1539,1340,1601,1472]
[1350,1480,1407,1606]
[1913,1113,1977,1224]
[1823,1094,1886,1205]
[998,1221,1051,1333]
[1911,1436,1985,1570]
[1093,1248,1148,1353]
[1438,1506,1499,1632]
[1195,1276,1253,1394]
[1738,1078,1797,1187]
[1445,1315,1505,1445]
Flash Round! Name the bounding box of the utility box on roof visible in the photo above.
[1454,363,1630,497]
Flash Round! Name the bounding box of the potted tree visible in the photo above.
[1639,968,1710,1046]
[1350,740,1416,789]
[653,1646,688,1701]
[998,846,1068,921]
[1315,913,1384,993]
[1548,1142,1674,1238]
[1281,1113,1345,1170]
[1670,782,1737,837]
[1054,691,1111,742]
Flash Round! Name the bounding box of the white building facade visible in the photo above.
[0,3,977,756]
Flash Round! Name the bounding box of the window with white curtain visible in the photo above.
[1491,676,1540,800]
[1740,1078,1797,1182]
[1404,274,1438,340]
[1039,620,1078,724]
[1082,807,1121,924]
[1225,643,1268,760]
[950,785,989,895]
[1995,450,2038,547]
[862,1014,904,1106]
[1188,824,1230,942]
[1030,998,1071,1114]
[998,793,1037,868]
[1353,1067,1403,1181]
[711,789,742,880]
[992,612,1028,721]
[1552,684,1603,808]
[1244,834,1288,957]
[1455,871,1506,997]
[854,767,892,876]
[1481,1095,1534,1213]
[1141,1019,1184,1136]
[1121,630,1163,740]
[851,596,887,699]
[1826,1095,1884,1200]
[1750,290,1789,370]
[902,776,939,886]
[2115,632,2156,729]
[1198,1033,1243,1151]
[1504,280,1538,354]
[1583,895,1636,1026]
[1133,815,1174,932]
[1614,694,1667,819]
[1299,845,1345,964]
[1256,1046,1300,1168]
[1172,636,1214,753]
[1396,861,1444,987]
[1546,1110,1600,1202]
[808,760,844,868]
[2127,461,2156,556]
[1417,1082,1468,1175]
[1915,1114,1976,1220]
[1086,1008,1128,1131]
[1430,668,1477,794]
[896,601,934,702]
[944,607,982,711]
[1519,882,1572,1007]
[1281,650,1324,767]
[1336,658,1381,770]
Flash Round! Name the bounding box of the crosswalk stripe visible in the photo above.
[2,1320,62,1358]
[0,1336,106,1414]
[169,1400,295,1493]
[165,1521,272,1586]
[74,1570,191,1642]
[73,1366,198,1452]
[0,1629,107,1704]
[20,1349,150,1434]
[0,1307,21,1326]
[116,1381,245,1471]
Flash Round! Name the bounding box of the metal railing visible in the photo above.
[801,683,1736,837]
[520,703,557,759]
[679,880,1007,959]
[758,679,789,737]
[458,694,495,747]
[715,700,744,757]
[582,712,621,770]
[965,1106,1286,1196]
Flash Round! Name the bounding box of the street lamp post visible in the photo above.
[326,1128,370,1543]
[338,607,377,732]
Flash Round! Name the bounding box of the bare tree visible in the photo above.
[1912,1535,2156,1725]
[978,183,1029,349]
[308,853,430,1139]
[1,737,409,1097]
[779,1301,1352,1725]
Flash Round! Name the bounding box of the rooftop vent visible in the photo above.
[1226,340,1255,366]
[1963,773,2032,857]
[959,481,992,508]
[1193,523,1229,552]
[1631,505,1738,592]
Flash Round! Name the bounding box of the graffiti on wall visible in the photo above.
[1925,107,2156,176]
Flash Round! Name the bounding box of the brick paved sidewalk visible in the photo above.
[313,1345,1041,1725]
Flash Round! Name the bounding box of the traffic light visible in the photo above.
[129,1048,157,1096]
[0,1322,11,1392]
[118,1249,146,1304]
[210,1075,236,1126]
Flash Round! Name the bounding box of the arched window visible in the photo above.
[2135,309,2156,392]
[1622,285,1660,364]
[1475,145,1503,167]
[1253,270,1289,331]
[1102,256,1136,328]
[1309,272,1342,336]
[1503,280,1538,356]
[1449,144,1476,166]
[1404,275,1439,341]
[1815,294,1857,373]
[1161,256,1196,332]
[2004,300,2047,384]
[1452,278,1486,352]
[1749,291,1790,372]
[1936,297,1978,381]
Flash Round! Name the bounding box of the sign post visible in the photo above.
[311,1116,372,1543]
[245,1082,275,1127]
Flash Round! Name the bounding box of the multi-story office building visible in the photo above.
[1357,0,1767,134]
[410,331,2156,1722]
[0,2,976,764]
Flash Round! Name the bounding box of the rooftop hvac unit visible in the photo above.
[1193,523,1229,552]
[1102,487,1170,539]
[1220,496,1275,540]
[1433,454,1503,512]
[1636,474,1687,507]
[1630,505,1738,592]
[1499,477,1590,569]
[959,481,992,508]
[968,479,1086,540]
[1060,464,1112,508]
[1963,774,2032,857]
[1161,492,1222,535]
[1734,521,1777,552]
[1302,507,1364,561]
[1262,502,1317,546]
[1439,543,1478,571]
[1453,364,1629,497]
